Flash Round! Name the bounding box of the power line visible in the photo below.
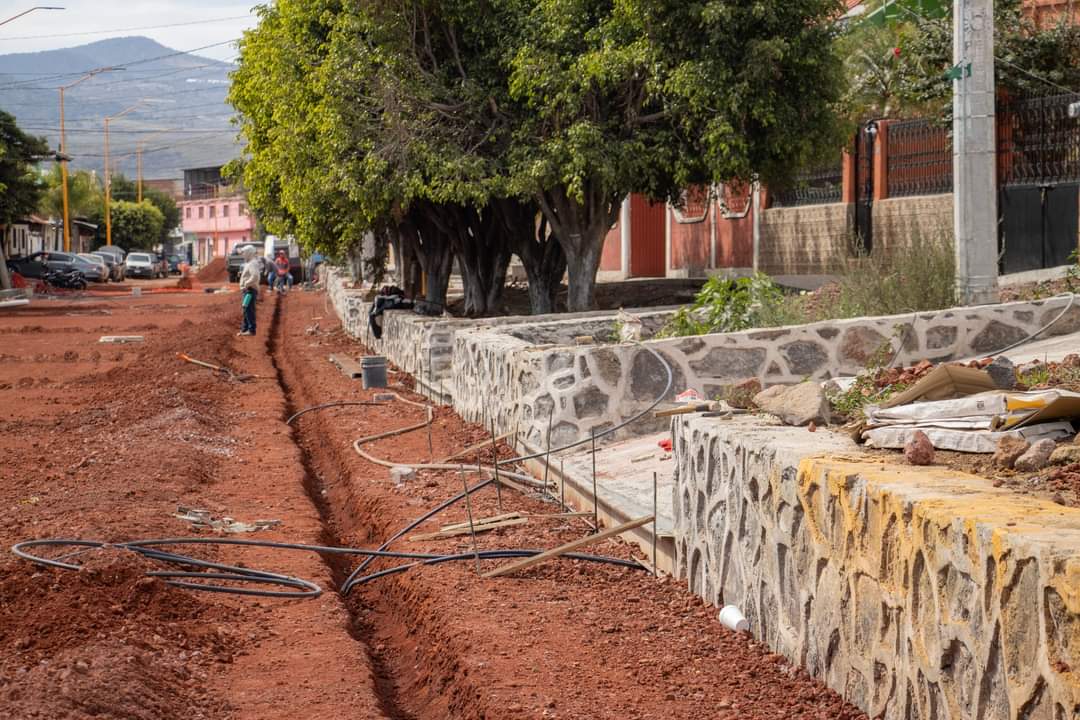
[0,15,252,42]
[0,39,239,90]
[20,126,233,134]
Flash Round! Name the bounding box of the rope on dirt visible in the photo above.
[10,537,643,599]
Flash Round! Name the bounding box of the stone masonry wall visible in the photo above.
[673,415,1080,720]
[758,203,852,276]
[493,295,1079,450]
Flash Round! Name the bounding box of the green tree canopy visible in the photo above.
[107,200,164,250]
[0,110,49,226]
[39,165,103,220]
[231,0,847,312]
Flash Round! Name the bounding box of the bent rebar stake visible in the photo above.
[460,465,482,576]
[652,471,659,578]
[591,430,599,533]
[490,420,503,514]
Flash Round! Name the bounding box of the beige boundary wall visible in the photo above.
[759,194,953,277]
[672,415,1080,720]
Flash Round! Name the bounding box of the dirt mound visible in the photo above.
[195,257,228,283]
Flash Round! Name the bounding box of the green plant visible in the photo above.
[657,273,788,337]
[811,230,956,320]
[1065,250,1080,293]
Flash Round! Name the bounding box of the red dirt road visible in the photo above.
[0,287,865,719]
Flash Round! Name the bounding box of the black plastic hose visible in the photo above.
[10,535,642,599]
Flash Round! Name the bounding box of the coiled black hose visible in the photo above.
[11,536,642,599]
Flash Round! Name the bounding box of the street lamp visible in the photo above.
[0,6,64,26]
[58,67,119,252]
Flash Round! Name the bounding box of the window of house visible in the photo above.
[239,203,248,216]
[222,204,230,217]
[185,207,191,219]
[209,206,216,218]
[198,206,204,219]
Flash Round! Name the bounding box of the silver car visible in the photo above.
[77,253,110,283]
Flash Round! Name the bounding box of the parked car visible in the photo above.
[151,254,168,278]
[124,252,157,279]
[9,251,82,278]
[95,246,127,280]
[90,251,124,281]
[73,253,109,283]
[227,243,262,283]
[166,254,182,274]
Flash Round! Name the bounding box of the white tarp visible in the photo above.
[863,421,1075,453]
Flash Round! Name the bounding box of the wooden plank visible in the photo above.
[328,354,363,379]
[481,515,654,578]
[410,517,528,542]
[440,512,522,533]
[521,511,592,520]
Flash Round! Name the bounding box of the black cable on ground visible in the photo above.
[10,535,642,599]
[341,478,494,592]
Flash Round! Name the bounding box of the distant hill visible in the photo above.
[0,37,242,182]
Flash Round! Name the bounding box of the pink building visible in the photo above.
[178,166,257,265]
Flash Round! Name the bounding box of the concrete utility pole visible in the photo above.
[952,0,998,305]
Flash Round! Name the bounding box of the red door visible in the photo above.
[629,194,666,277]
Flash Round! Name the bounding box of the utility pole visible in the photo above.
[952,0,998,305]
[59,68,116,252]
[103,100,146,246]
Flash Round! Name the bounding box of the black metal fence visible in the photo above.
[771,163,844,207]
[997,92,1080,187]
[886,118,953,196]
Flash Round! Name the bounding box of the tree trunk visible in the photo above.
[536,184,620,312]
[0,246,11,291]
[496,198,565,315]
[427,203,511,317]
[409,206,453,308]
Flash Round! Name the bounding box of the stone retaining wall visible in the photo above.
[494,295,1078,448]
[672,415,1080,720]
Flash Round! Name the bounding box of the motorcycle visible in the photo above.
[42,268,87,291]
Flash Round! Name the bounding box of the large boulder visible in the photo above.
[753,383,830,427]
[904,430,935,466]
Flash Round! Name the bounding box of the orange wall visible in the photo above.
[716,206,753,268]
[600,218,622,272]
[670,215,710,274]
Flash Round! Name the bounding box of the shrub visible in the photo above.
[657,273,789,337]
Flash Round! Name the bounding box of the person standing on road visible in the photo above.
[238,245,260,336]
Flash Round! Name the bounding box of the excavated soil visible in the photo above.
[0,287,865,719]
[196,258,229,284]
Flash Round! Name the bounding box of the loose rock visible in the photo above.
[986,356,1016,389]
[904,431,935,466]
[1015,439,1056,472]
[992,435,1030,469]
[1050,445,1080,466]
[753,383,830,427]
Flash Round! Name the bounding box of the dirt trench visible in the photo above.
[266,297,496,720]
[264,291,868,720]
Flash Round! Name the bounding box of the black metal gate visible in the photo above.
[997,93,1080,273]
[853,121,878,254]
[999,184,1080,274]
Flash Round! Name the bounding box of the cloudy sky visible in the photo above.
[0,2,259,62]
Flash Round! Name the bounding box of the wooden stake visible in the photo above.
[559,458,565,512]
[482,516,654,579]
[410,517,527,542]
[437,433,512,464]
[542,406,553,493]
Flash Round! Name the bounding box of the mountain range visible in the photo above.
[0,37,242,181]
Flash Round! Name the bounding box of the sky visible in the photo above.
[0,1,259,62]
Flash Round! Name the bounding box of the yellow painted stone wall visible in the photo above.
[673,416,1080,719]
